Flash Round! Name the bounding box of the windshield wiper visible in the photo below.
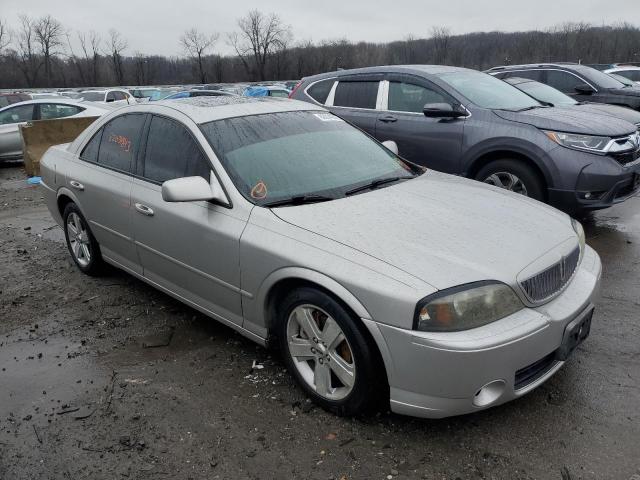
[516,105,544,112]
[262,195,335,208]
[345,176,409,196]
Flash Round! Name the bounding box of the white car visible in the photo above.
[0,99,110,161]
[80,89,136,106]
[604,66,640,85]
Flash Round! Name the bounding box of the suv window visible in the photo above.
[113,91,126,101]
[307,79,334,104]
[388,81,449,113]
[617,70,640,82]
[504,70,543,82]
[106,92,116,102]
[0,104,35,125]
[97,114,146,172]
[143,116,210,184]
[333,81,379,109]
[545,70,584,93]
[39,103,84,120]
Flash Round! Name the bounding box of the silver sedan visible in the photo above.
[0,99,109,160]
[39,97,601,418]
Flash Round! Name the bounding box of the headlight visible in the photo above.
[414,282,524,332]
[544,130,610,154]
[571,218,586,255]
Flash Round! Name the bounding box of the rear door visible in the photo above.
[131,114,246,326]
[0,104,36,158]
[375,74,465,172]
[70,113,147,274]
[326,75,382,136]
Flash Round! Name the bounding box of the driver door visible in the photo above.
[131,114,247,326]
[0,104,36,158]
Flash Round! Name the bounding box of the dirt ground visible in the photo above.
[1,162,639,480]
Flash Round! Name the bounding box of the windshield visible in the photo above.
[200,111,417,206]
[80,92,105,101]
[608,73,634,87]
[438,70,541,110]
[579,67,626,89]
[517,81,577,106]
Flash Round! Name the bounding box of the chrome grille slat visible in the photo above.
[520,246,581,303]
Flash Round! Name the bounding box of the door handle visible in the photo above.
[134,203,154,216]
[69,180,84,191]
[379,115,398,123]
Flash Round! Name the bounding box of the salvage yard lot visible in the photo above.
[1,163,639,480]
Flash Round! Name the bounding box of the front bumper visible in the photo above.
[363,245,602,419]
[546,147,640,213]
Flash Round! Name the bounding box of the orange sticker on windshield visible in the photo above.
[250,180,268,200]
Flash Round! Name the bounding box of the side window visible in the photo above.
[113,91,126,101]
[80,129,103,163]
[546,71,583,93]
[143,116,210,184]
[307,79,334,104]
[509,70,543,81]
[388,81,450,113]
[618,70,640,82]
[39,103,83,120]
[333,81,379,109]
[97,114,146,173]
[106,92,116,102]
[0,104,35,125]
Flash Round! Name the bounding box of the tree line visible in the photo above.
[0,11,639,90]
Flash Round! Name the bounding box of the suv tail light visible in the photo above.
[288,81,303,99]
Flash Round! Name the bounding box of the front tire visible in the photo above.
[63,202,104,276]
[476,159,545,201]
[277,287,382,416]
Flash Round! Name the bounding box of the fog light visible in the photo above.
[473,380,506,407]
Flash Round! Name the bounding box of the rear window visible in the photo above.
[306,79,334,104]
[333,81,378,109]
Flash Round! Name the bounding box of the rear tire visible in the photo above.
[63,202,104,276]
[476,159,545,201]
[277,287,383,416]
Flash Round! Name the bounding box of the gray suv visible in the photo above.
[291,65,640,214]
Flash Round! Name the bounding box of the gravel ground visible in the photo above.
[1,163,639,480]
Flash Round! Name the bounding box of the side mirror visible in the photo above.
[381,140,399,155]
[574,84,596,95]
[162,173,228,204]
[423,103,466,118]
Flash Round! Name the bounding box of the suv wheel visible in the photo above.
[277,287,382,416]
[476,159,544,201]
[63,202,104,276]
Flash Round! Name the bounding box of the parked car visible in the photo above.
[243,85,290,98]
[129,88,176,102]
[291,65,640,214]
[0,99,109,161]
[39,96,601,419]
[80,89,136,106]
[487,63,640,111]
[604,66,640,84]
[503,76,640,127]
[0,92,31,108]
[162,90,236,100]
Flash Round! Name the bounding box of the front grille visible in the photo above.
[514,352,558,390]
[520,246,581,303]
[611,148,640,165]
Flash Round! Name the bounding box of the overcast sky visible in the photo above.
[2,0,639,56]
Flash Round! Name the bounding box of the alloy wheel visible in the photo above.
[66,212,92,267]
[286,304,356,400]
[483,171,528,196]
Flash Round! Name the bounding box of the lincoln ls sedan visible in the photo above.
[39,97,601,418]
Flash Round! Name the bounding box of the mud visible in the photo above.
[1,163,639,479]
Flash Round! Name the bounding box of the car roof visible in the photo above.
[606,66,640,72]
[0,98,109,111]
[502,77,537,86]
[303,64,470,81]
[152,96,324,124]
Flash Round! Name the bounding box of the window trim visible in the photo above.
[495,68,598,93]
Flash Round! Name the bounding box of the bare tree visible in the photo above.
[431,26,451,64]
[34,15,65,86]
[16,15,43,87]
[0,18,11,54]
[79,31,102,86]
[180,28,218,83]
[106,29,127,85]
[228,10,292,81]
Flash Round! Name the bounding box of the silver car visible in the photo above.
[0,99,109,160]
[40,97,601,418]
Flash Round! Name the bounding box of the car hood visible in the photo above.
[492,106,636,136]
[273,172,576,290]
[568,103,640,126]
